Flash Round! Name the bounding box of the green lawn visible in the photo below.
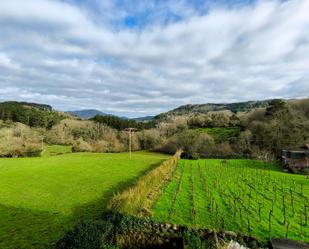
[41,144,72,157]
[153,159,309,242]
[0,151,168,249]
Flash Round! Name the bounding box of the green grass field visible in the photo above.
[0,150,168,249]
[153,159,309,242]
[42,144,73,157]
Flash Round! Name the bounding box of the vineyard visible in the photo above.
[153,159,309,242]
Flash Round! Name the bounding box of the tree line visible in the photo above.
[0,99,308,159]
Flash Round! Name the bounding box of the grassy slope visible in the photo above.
[0,151,168,249]
[193,127,240,143]
[153,159,309,242]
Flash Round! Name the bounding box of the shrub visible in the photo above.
[0,123,42,157]
[55,220,112,249]
[158,130,215,157]
[56,211,265,249]
[139,129,162,150]
[46,119,129,153]
[155,139,178,154]
[72,138,92,152]
[212,143,233,157]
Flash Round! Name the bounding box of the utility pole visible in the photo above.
[124,128,137,159]
[41,136,44,151]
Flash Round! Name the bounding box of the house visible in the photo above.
[281,144,309,169]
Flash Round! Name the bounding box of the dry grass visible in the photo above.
[108,150,182,216]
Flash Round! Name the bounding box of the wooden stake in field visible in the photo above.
[124,128,137,159]
[269,209,273,237]
[305,204,308,226]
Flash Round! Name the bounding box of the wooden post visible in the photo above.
[41,136,44,151]
[129,130,132,159]
[306,156,309,179]
[286,221,290,238]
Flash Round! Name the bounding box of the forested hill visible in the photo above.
[155,100,272,120]
[0,101,63,128]
[2,101,53,111]
[91,115,155,130]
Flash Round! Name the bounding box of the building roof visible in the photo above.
[300,144,309,150]
[282,144,309,151]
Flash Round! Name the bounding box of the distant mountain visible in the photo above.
[69,101,272,121]
[154,100,272,120]
[67,109,154,121]
[67,109,110,119]
[132,116,155,122]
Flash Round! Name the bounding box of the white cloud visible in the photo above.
[0,52,19,69]
[0,0,308,117]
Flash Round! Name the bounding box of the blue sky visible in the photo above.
[70,0,258,29]
[0,0,308,117]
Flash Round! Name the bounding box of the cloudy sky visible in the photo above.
[0,0,308,117]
